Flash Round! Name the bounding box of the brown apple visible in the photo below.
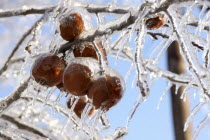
[87,75,123,110]
[73,41,107,61]
[63,63,92,96]
[31,53,65,87]
[146,15,165,30]
[59,13,84,41]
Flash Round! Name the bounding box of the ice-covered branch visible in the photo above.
[20,95,91,136]
[0,131,13,140]
[0,76,31,115]
[110,47,196,87]
[0,4,130,18]
[0,5,55,18]
[9,57,25,64]
[166,9,209,95]
[58,3,151,53]
[0,16,44,76]
[1,114,49,139]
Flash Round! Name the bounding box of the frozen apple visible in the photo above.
[67,96,95,118]
[88,74,124,110]
[63,63,91,96]
[73,41,107,61]
[31,53,65,87]
[59,13,84,41]
[146,14,165,30]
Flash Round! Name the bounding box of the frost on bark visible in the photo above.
[0,0,210,139]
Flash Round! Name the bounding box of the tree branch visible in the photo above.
[20,95,91,136]
[0,76,31,115]
[0,16,44,76]
[166,9,209,95]
[0,4,130,18]
[1,114,49,139]
[0,131,13,140]
[0,5,55,18]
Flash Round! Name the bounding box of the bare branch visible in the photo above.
[166,10,209,95]
[0,16,44,76]
[1,114,49,139]
[0,4,130,18]
[0,131,14,140]
[20,95,91,136]
[0,5,55,18]
[9,57,25,64]
[110,48,195,86]
[0,76,31,115]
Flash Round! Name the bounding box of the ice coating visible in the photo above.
[59,13,85,41]
[31,53,65,87]
[67,57,101,76]
[59,7,92,31]
[87,66,126,110]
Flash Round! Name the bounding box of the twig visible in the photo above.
[147,32,169,40]
[0,131,13,140]
[0,76,31,115]
[58,3,149,53]
[20,95,91,136]
[0,16,44,76]
[1,114,49,139]
[9,57,25,64]
[0,4,130,18]
[110,48,196,87]
[166,10,208,95]
[0,5,55,18]
[147,32,204,51]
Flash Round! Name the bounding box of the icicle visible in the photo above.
[180,79,194,101]
[112,127,128,140]
[179,2,197,26]
[154,34,174,64]
[96,13,101,24]
[93,109,104,128]
[128,4,150,41]
[184,102,206,131]
[100,113,110,130]
[112,30,129,49]
[124,63,134,83]
[38,87,56,118]
[80,103,92,123]
[157,83,172,110]
[195,4,207,35]
[61,97,79,135]
[192,113,210,140]
[126,94,146,128]
[93,41,105,75]
[175,84,180,95]
[150,38,168,59]
[115,31,130,65]
[131,74,137,89]
[53,91,65,113]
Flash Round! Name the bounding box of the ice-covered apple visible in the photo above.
[31,53,65,87]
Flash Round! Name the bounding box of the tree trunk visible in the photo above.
[167,41,192,140]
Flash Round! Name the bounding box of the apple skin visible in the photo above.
[146,15,165,30]
[73,41,107,61]
[63,63,92,96]
[31,54,65,87]
[59,13,84,41]
[87,75,123,110]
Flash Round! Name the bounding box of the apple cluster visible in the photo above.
[31,13,125,118]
